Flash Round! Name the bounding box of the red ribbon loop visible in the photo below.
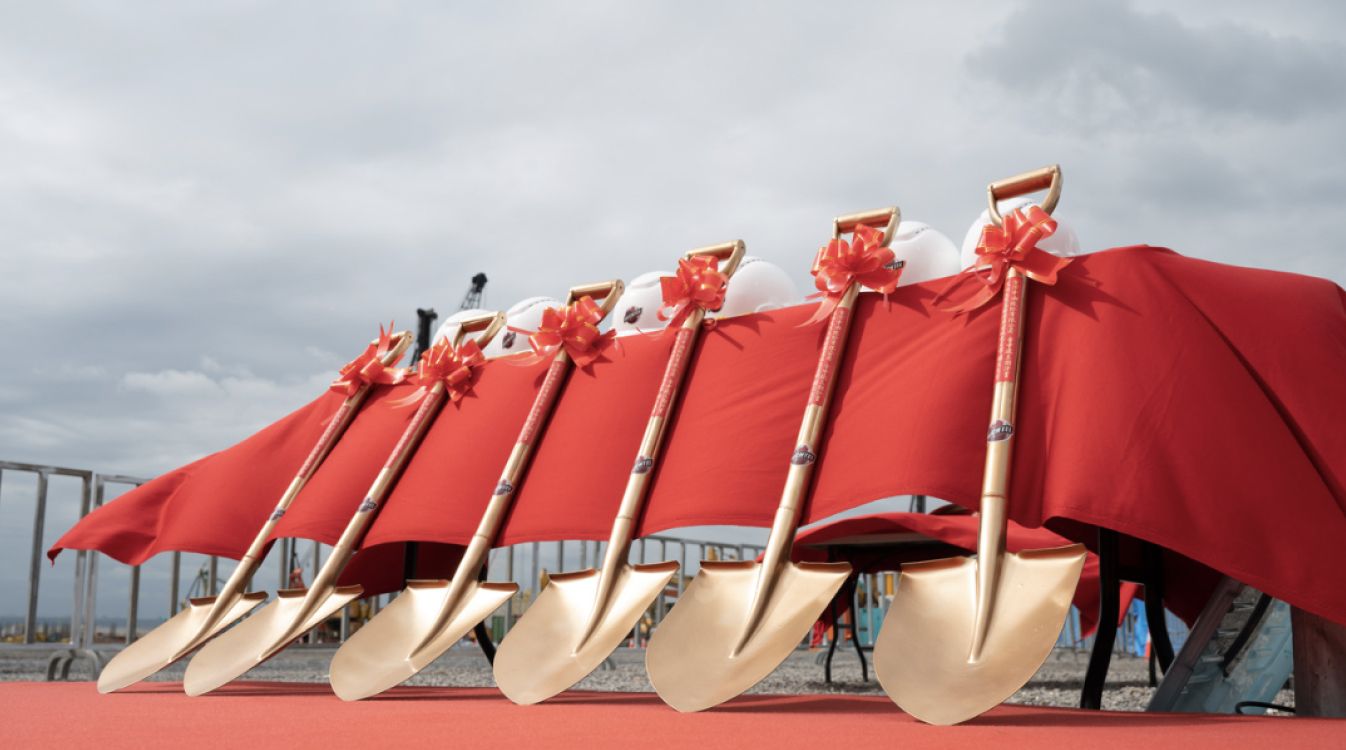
[657,255,729,329]
[508,295,616,368]
[933,206,1073,313]
[801,224,902,327]
[392,338,486,407]
[329,323,406,396]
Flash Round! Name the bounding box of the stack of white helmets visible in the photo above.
[886,221,961,285]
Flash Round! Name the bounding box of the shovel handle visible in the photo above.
[686,240,745,277]
[293,330,415,481]
[312,312,505,598]
[833,207,900,241]
[733,203,888,653]
[567,279,625,311]
[987,165,1061,227]
[416,282,625,654]
[212,329,412,604]
[970,165,1062,661]
[313,379,449,595]
[582,245,742,647]
[452,312,506,348]
[202,328,412,635]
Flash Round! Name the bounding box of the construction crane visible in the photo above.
[411,272,488,363]
[461,272,488,310]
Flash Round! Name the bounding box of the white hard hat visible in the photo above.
[888,221,961,286]
[483,296,561,357]
[431,308,494,347]
[612,270,672,337]
[714,256,798,318]
[959,197,1081,269]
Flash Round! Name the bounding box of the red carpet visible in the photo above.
[2,682,1339,749]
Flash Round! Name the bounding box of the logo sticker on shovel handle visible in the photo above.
[790,444,817,465]
[987,420,1014,442]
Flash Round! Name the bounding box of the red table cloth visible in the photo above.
[51,246,1346,628]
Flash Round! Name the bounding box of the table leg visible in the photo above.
[1081,528,1121,709]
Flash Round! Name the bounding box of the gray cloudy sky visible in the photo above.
[2,1,1344,619]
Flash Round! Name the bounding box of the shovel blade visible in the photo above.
[183,585,363,696]
[329,579,518,701]
[493,561,678,705]
[97,592,267,693]
[646,560,849,712]
[874,545,1086,725]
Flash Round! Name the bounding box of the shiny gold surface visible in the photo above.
[987,165,1061,226]
[648,220,880,711]
[183,318,503,696]
[329,579,518,700]
[647,559,849,712]
[494,246,743,704]
[95,592,266,693]
[874,547,1085,725]
[96,330,413,694]
[329,280,626,701]
[876,168,1082,725]
[832,206,899,240]
[493,562,678,705]
[183,584,366,696]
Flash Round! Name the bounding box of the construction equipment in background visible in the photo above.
[462,272,488,310]
[1148,578,1294,715]
[413,308,438,364]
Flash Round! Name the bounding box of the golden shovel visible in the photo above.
[182,313,504,696]
[492,241,745,705]
[646,208,901,712]
[95,328,413,694]
[873,165,1087,725]
[328,280,625,701]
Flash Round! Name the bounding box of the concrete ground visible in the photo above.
[2,645,1175,711]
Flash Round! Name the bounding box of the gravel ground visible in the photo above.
[1,645,1188,711]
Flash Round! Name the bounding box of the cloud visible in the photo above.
[967,0,1346,128]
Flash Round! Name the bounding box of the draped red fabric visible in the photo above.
[789,512,1139,635]
[47,246,1346,629]
[359,357,551,550]
[268,358,542,547]
[46,390,346,566]
[499,331,674,543]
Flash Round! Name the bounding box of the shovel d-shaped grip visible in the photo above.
[832,206,900,241]
[987,164,1061,226]
[566,279,625,310]
[686,239,745,277]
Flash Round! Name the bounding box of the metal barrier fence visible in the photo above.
[0,461,149,677]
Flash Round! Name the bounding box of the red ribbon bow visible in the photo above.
[392,338,486,406]
[329,323,406,396]
[509,295,615,368]
[933,205,1072,313]
[657,255,729,329]
[802,224,902,326]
